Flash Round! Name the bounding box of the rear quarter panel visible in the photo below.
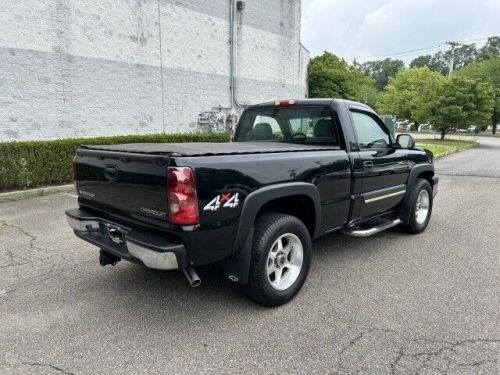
[173,149,352,234]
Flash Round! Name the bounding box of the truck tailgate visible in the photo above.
[75,148,169,219]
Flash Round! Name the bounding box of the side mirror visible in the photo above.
[396,134,415,149]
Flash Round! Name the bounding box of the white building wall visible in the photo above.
[0,0,309,141]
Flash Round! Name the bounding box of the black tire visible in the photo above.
[244,213,312,307]
[400,178,433,234]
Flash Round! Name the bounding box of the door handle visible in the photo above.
[363,161,374,169]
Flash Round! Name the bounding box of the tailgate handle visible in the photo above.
[104,166,119,181]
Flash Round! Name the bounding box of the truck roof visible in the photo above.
[247,98,374,113]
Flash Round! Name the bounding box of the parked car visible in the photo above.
[66,99,438,306]
[396,120,413,132]
[418,124,431,132]
[468,125,480,133]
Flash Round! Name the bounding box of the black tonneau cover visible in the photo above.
[80,141,340,157]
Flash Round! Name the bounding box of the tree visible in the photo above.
[478,36,500,60]
[378,67,447,125]
[427,52,449,75]
[448,43,478,70]
[410,43,479,76]
[429,77,494,139]
[410,55,432,69]
[308,52,375,102]
[410,54,449,75]
[358,58,405,91]
[458,56,500,133]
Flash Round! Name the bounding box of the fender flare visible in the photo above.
[400,163,435,225]
[224,182,321,285]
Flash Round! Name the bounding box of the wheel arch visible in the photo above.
[400,163,435,225]
[234,182,321,252]
[224,182,321,285]
[256,195,317,238]
[417,170,435,187]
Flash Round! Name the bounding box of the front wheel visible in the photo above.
[400,178,433,234]
[244,213,312,307]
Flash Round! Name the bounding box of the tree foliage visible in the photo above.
[307,36,499,137]
[357,58,405,91]
[308,52,374,102]
[379,67,447,123]
[478,36,500,60]
[409,55,432,69]
[410,43,481,75]
[457,56,500,133]
[429,77,494,138]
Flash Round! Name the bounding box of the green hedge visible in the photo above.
[0,132,230,192]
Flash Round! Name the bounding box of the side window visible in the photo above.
[351,111,390,149]
[247,115,282,141]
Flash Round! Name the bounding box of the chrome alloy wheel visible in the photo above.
[415,189,430,225]
[266,233,304,291]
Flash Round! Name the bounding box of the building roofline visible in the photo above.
[299,42,310,54]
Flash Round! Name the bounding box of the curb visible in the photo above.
[0,184,74,204]
[421,142,478,160]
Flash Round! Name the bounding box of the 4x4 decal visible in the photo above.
[203,193,240,211]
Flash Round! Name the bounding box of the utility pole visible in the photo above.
[445,41,460,79]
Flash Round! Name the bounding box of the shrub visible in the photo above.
[0,132,230,192]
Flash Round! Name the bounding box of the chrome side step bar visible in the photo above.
[342,218,402,238]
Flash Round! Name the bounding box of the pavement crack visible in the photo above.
[0,220,51,253]
[334,329,368,374]
[335,327,398,374]
[21,362,75,375]
[332,324,500,374]
[389,337,500,374]
[0,361,74,375]
[390,347,404,375]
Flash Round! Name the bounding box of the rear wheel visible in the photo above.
[244,213,311,307]
[400,178,433,234]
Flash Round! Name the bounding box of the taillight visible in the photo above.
[72,157,79,193]
[167,167,199,225]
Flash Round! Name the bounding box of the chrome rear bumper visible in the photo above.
[66,208,186,270]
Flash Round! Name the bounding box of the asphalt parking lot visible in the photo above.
[1,138,499,374]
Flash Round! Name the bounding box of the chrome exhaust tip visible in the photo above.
[182,268,201,288]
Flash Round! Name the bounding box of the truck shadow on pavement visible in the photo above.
[80,229,405,314]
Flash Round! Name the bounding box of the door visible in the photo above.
[350,110,411,218]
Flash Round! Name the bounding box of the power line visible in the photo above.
[355,44,443,60]
[355,37,490,61]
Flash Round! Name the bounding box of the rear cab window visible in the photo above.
[234,106,340,146]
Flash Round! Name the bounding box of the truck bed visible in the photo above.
[79,141,340,157]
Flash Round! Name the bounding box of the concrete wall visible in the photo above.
[0,0,309,141]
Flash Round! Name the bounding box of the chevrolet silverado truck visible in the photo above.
[66,99,438,306]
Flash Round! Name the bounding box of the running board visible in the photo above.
[342,218,402,237]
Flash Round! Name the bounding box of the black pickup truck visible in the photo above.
[66,99,438,306]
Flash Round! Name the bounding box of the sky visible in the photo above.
[301,0,500,64]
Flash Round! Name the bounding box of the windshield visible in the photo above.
[234,106,339,145]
